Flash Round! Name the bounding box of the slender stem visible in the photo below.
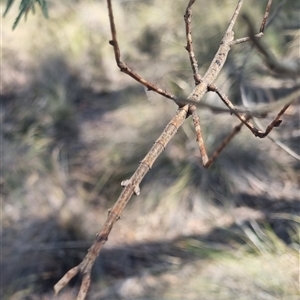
[54,1,283,299]
[184,0,201,85]
[107,0,178,103]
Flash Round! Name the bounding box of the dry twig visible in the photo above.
[54,1,294,299]
[240,86,300,161]
[242,13,300,77]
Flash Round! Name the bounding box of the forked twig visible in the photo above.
[240,86,300,161]
[207,84,292,138]
[183,0,290,167]
[182,0,293,166]
[232,0,273,45]
[242,13,300,77]
[54,1,293,299]
[180,94,298,117]
[184,0,210,165]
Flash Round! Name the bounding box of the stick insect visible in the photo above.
[54,1,295,299]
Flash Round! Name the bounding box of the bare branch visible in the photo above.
[203,121,245,168]
[226,0,244,33]
[231,0,273,45]
[189,106,209,166]
[184,0,201,85]
[242,13,300,77]
[259,0,273,33]
[178,91,299,117]
[107,0,179,104]
[240,86,300,161]
[54,266,80,295]
[206,84,296,138]
[54,1,292,299]
[189,105,246,168]
[53,105,190,298]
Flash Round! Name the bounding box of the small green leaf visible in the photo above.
[3,0,15,17]
[4,0,49,30]
[37,0,48,18]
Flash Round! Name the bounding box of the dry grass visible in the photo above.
[1,1,299,299]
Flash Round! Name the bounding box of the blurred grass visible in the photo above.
[162,249,299,300]
[1,0,299,299]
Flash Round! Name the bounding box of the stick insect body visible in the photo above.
[54,1,293,299]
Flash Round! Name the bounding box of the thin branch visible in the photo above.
[54,106,190,299]
[179,90,299,117]
[242,13,300,77]
[226,0,244,33]
[190,107,209,166]
[204,121,245,168]
[54,1,286,299]
[184,0,201,85]
[263,134,300,161]
[183,0,210,168]
[189,105,246,168]
[259,0,273,33]
[207,84,296,138]
[231,0,273,45]
[240,86,300,161]
[107,0,179,104]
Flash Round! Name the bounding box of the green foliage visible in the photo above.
[4,0,48,29]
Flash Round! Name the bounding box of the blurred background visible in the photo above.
[1,0,299,299]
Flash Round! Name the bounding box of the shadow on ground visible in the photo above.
[1,192,298,299]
